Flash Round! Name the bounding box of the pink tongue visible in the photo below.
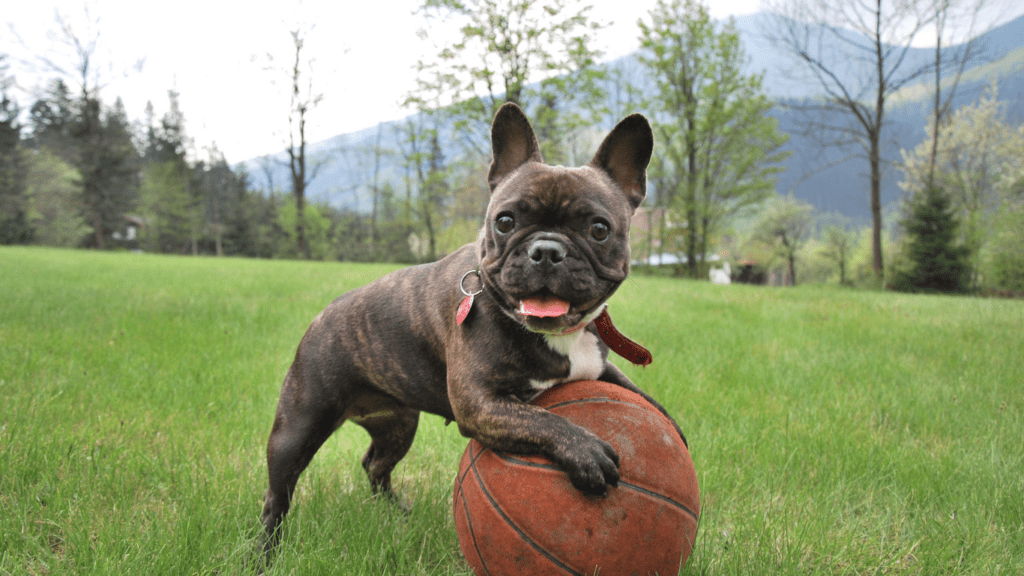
[520,296,571,318]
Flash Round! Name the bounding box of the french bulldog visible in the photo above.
[259,102,685,555]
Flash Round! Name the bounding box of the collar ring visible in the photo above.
[459,269,483,298]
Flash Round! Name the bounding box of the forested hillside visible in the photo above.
[243,12,1024,224]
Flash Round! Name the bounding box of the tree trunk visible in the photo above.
[928,30,943,188]
[870,130,884,277]
[871,0,886,278]
[685,83,699,279]
[291,130,309,260]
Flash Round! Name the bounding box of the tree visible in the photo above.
[900,86,1023,286]
[276,27,325,260]
[638,0,790,278]
[1,56,31,245]
[986,202,1024,292]
[396,112,450,262]
[32,9,141,249]
[922,0,1001,186]
[138,160,190,253]
[410,0,607,164]
[28,80,77,162]
[200,146,243,257]
[140,90,197,254]
[363,122,398,258]
[276,197,331,260]
[892,184,971,293]
[750,194,815,285]
[23,148,88,247]
[763,0,933,279]
[87,97,138,247]
[819,224,857,285]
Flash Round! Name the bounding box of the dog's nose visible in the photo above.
[529,239,567,265]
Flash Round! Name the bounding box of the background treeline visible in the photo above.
[0,70,398,262]
[2,0,1023,295]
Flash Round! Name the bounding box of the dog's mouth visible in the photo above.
[519,293,571,318]
[514,290,604,335]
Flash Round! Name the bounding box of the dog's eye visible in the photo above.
[494,214,515,235]
[590,220,610,242]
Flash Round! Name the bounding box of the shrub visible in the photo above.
[985,202,1024,292]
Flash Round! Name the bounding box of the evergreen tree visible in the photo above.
[28,80,76,162]
[140,91,200,254]
[893,185,971,293]
[0,90,31,244]
[73,96,138,248]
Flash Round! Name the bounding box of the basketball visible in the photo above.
[452,380,699,576]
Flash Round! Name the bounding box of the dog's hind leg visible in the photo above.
[260,371,344,558]
[346,393,420,499]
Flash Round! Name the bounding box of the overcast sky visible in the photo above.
[3,0,1020,164]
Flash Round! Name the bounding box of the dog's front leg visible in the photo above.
[448,375,620,495]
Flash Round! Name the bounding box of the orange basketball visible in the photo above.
[453,380,699,576]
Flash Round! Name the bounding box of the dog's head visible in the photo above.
[477,102,653,334]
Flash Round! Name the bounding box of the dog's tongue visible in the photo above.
[519,296,571,318]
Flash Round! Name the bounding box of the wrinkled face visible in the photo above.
[479,163,633,333]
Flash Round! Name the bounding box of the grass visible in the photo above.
[1,246,1022,575]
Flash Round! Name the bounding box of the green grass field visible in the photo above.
[1,246,1021,575]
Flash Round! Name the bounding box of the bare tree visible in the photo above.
[396,113,448,262]
[257,154,279,194]
[923,0,1003,187]
[368,122,394,255]
[762,0,933,278]
[265,27,325,259]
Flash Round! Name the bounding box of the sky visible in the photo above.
[2,0,1020,164]
[0,0,763,163]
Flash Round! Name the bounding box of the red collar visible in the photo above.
[593,309,653,367]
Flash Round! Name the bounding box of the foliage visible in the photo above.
[410,0,607,164]
[818,223,857,285]
[276,197,331,260]
[637,0,789,278]
[23,148,88,247]
[138,161,193,253]
[900,85,1024,288]
[0,89,31,244]
[746,193,815,285]
[984,201,1024,292]
[891,184,972,293]
[26,79,76,162]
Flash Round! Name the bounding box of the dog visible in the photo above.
[259,102,685,555]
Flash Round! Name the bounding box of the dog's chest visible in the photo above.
[527,331,604,397]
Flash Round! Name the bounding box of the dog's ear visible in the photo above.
[488,102,543,192]
[589,114,653,210]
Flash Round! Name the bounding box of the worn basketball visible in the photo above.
[453,380,699,576]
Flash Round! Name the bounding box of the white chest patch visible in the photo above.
[528,330,605,395]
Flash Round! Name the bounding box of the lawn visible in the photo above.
[1,246,1021,575]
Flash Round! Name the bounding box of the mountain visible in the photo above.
[239,12,1024,224]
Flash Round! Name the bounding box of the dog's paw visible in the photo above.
[372,488,413,514]
[556,431,620,496]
